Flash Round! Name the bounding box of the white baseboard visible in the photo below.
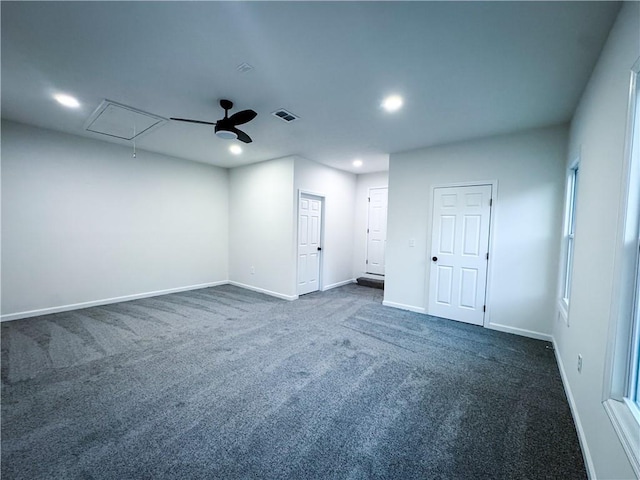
[322,279,356,291]
[228,281,297,301]
[0,281,228,322]
[382,300,426,314]
[486,322,553,342]
[552,337,596,479]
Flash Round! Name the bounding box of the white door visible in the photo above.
[298,194,323,295]
[428,185,492,326]
[366,187,388,275]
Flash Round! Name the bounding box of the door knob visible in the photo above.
[432,256,438,262]
[317,247,322,251]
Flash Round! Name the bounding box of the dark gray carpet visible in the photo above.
[1,284,586,480]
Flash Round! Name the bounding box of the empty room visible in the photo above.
[2,2,639,479]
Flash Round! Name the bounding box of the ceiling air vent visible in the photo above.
[236,62,254,74]
[272,109,299,123]
[84,100,167,140]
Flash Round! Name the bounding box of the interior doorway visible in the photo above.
[428,184,492,326]
[366,187,388,276]
[297,193,324,295]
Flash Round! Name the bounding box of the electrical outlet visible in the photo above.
[409,238,415,247]
[250,266,255,275]
[577,354,583,373]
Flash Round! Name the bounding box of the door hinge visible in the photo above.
[366,259,369,264]
[489,198,493,207]
[483,305,486,312]
[367,228,369,234]
[368,197,371,202]
[486,252,489,260]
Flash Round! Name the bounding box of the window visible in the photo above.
[627,213,640,417]
[562,165,579,304]
[604,58,640,476]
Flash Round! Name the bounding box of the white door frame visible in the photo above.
[426,180,498,327]
[297,190,325,294]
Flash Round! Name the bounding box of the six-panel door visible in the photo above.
[428,185,492,326]
[298,194,322,295]
[366,187,388,275]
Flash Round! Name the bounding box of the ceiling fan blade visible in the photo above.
[170,118,217,126]
[227,109,257,126]
[231,127,252,144]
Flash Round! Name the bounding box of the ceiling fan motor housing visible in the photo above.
[171,98,255,143]
[215,124,238,140]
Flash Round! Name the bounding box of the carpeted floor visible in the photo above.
[1,284,586,479]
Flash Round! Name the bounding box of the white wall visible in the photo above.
[385,125,567,338]
[554,3,639,479]
[228,157,296,299]
[1,120,229,319]
[353,171,389,279]
[294,157,357,291]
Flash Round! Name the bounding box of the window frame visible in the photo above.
[563,164,579,304]
[626,209,640,418]
[603,57,640,477]
[558,156,580,324]
[629,253,640,416]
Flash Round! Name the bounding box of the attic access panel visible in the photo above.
[85,100,166,140]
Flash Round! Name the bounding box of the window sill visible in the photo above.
[604,398,640,477]
[558,298,569,326]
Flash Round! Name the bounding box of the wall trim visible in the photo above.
[382,300,426,314]
[323,279,356,291]
[0,281,228,322]
[228,281,297,301]
[486,322,552,341]
[552,337,597,479]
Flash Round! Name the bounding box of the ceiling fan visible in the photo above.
[171,99,257,143]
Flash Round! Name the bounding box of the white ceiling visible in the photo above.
[1,1,620,173]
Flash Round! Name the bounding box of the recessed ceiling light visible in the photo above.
[54,93,80,108]
[381,95,403,112]
[229,145,243,155]
[353,159,363,167]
